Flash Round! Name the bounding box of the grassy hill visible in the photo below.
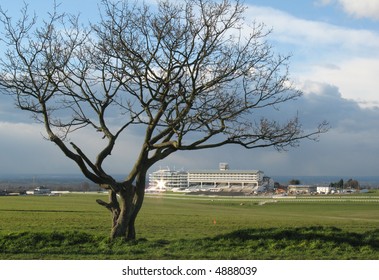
[1,193,379,259]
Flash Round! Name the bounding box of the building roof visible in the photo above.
[288,185,316,188]
[151,168,187,174]
[188,170,263,174]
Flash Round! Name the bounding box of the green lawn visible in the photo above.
[0,193,379,259]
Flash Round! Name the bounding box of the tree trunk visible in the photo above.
[108,172,146,240]
[96,171,147,240]
[126,175,146,240]
[110,187,133,240]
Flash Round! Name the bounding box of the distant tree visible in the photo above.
[330,179,344,190]
[289,179,301,185]
[0,0,328,240]
[82,182,90,192]
[345,179,359,189]
[338,179,344,189]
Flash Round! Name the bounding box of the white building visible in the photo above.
[148,168,188,191]
[148,163,266,191]
[288,185,317,194]
[317,186,335,194]
[187,169,264,189]
[26,186,51,195]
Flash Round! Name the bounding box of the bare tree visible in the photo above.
[0,0,328,240]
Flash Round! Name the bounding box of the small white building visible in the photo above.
[288,185,317,194]
[317,186,335,194]
[26,186,51,195]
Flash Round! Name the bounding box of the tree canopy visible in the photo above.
[0,0,328,239]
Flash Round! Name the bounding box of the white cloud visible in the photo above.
[315,0,379,20]
[299,58,379,108]
[337,0,379,20]
[246,5,379,52]
[245,4,379,107]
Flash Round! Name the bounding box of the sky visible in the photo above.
[0,0,378,177]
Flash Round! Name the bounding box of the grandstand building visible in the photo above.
[148,163,266,191]
[188,169,264,189]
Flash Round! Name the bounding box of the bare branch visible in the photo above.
[0,0,330,241]
[0,0,328,187]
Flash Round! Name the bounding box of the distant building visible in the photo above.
[148,163,267,191]
[219,162,229,171]
[26,186,51,195]
[317,186,335,194]
[187,168,264,189]
[288,185,317,194]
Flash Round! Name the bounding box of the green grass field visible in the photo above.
[1,193,379,259]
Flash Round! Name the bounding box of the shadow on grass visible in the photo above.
[210,226,379,249]
[1,226,379,259]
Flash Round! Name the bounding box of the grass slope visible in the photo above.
[1,227,379,259]
[1,193,379,259]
